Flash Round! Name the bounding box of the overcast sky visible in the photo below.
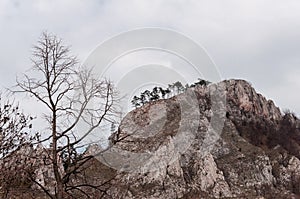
[0,0,300,116]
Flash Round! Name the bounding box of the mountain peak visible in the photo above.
[98,79,300,198]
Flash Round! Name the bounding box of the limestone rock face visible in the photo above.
[103,79,300,199]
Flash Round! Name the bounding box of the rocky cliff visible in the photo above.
[96,79,300,199]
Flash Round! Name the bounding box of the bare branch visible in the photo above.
[15,32,120,198]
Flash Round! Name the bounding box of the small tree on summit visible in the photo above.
[131,96,140,108]
[140,93,146,105]
[164,88,171,98]
[158,87,166,99]
[185,83,189,90]
[143,90,152,102]
[150,87,160,101]
[190,78,211,87]
[173,81,184,94]
[196,78,211,86]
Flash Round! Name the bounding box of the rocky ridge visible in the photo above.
[102,79,300,199]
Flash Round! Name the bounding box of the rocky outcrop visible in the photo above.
[95,79,300,198]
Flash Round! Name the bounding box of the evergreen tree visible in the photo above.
[159,87,166,99]
[131,96,140,108]
[140,93,146,105]
[173,81,184,94]
[150,87,160,101]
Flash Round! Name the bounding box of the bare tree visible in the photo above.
[16,32,118,199]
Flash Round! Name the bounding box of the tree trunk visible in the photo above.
[52,113,64,199]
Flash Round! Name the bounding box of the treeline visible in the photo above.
[131,79,211,108]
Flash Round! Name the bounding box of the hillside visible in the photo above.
[3,79,300,199]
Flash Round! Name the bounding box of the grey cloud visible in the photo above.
[0,0,299,116]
